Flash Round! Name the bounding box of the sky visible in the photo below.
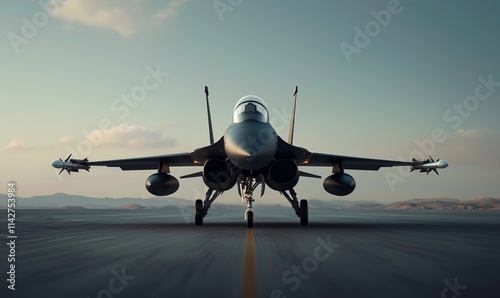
[1,0,499,204]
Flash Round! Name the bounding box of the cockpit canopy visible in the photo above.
[233,95,269,123]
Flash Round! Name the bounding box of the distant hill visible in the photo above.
[384,198,500,210]
[0,193,498,210]
[0,193,192,209]
[307,199,384,209]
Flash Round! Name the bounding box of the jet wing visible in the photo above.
[275,136,414,171]
[86,152,198,170]
[79,137,226,171]
[303,152,414,171]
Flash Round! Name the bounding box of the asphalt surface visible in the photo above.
[1,207,499,298]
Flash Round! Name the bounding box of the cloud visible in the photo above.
[454,128,479,138]
[71,124,177,149]
[155,0,188,20]
[59,136,74,143]
[56,0,188,36]
[5,140,34,151]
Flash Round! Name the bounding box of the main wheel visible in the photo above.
[195,199,203,226]
[246,211,254,229]
[300,199,308,225]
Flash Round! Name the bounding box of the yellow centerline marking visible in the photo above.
[242,229,257,298]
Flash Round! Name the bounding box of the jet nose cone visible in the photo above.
[437,160,449,169]
[231,146,252,158]
[224,123,277,170]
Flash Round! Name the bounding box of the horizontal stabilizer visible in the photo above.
[180,172,203,179]
[299,171,321,179]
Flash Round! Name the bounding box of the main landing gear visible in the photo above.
[194,178,308,227]
[195,188,222,226]
[281,189,308,225]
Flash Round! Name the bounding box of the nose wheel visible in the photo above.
[245,210,254,228]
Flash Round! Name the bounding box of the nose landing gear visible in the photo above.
[240,176,264,228]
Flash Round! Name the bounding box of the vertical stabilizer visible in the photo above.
[288,86,298,144]
[205,86,214,145]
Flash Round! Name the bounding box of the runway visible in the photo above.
[1,207,499,298]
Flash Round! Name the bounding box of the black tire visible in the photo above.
[246,211,254,229]
[195,199,203,226]
[300,199,308,226]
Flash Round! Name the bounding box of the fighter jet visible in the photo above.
[52,87,448,228]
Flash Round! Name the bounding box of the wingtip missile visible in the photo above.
[51,155,90,175]
[410,155,449,175]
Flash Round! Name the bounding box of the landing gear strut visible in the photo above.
[281,189,308,225]
[240,176,263,228]
[194,179,308,227]
[194,188,222,225]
